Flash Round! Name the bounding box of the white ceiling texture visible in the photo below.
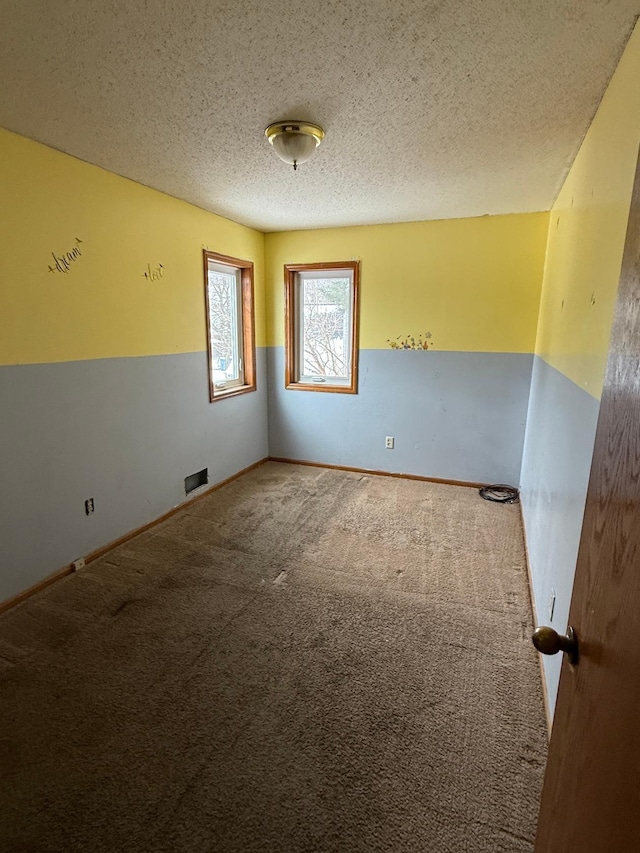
[0,1,638,231]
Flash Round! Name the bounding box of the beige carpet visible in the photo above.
[0,462,547,852]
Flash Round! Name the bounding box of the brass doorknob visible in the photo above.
[532,625,579,665]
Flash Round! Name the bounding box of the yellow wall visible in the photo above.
[535,24,640,399]
[0,128,266,366]
[265,213,549,351]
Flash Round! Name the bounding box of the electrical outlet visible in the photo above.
[72,558,85,572]
[385,436,394,449]
[85,498,94,516]
[548,588,556,621]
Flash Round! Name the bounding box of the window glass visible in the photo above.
[299,273,352,382]
[284,261,359,394]
[207,263,243,389]
[204,251,256,402]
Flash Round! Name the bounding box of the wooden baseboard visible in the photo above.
[0,565,74,617]
[268,457,486,490]
[519,501,553,739]
[269,456,487,489]
[0,458,268,616]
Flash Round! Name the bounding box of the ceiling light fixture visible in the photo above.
[264,121,325,170]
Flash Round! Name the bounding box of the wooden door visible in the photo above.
[535,151,640,851]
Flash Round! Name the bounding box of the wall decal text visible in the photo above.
[48,238,83,275]
[142,263,165,282]
[386,332,433,350]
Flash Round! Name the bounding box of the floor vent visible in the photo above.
[185,468,208,495]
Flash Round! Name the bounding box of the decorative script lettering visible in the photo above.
[48,238,83,275]
[386,331,433,350]
[142,263,165,282]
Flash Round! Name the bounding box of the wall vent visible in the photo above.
[185,468,208,495]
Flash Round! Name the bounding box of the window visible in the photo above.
[284,261,360,393]
[204,250,256,402]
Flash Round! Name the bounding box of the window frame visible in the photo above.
[284,261,360,394]
[203,250,256,403]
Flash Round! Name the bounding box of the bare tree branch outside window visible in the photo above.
[302,278,350,377]
[208,271,240,382]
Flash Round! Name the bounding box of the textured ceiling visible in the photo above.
[0,1,639,231]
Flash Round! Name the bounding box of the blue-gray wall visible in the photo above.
[0,350,268,602]
[520,356,600,715]
[7,344,590,661]
[268,348,534,486]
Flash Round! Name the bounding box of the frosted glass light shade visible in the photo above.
[265,121,324,170]
[272,132,317,166]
